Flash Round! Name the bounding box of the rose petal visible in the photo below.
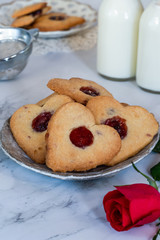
[108,196,132,228]
[103,190,133,231]
[110,203,122,224]
[121,204,132,228]
[104,201,118,223]
[109,203,123,231]
[135,210,160,226]
[116,184,160,201]
[103,190,123,222]
[103,190,123,203]
[130,198,160,223]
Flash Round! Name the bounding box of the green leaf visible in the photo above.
[150,162,160,181]
[132,163,158,190]
[153,228,160,240]
[153,139,160,153]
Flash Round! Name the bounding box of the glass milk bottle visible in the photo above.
[136,1,160,92]
[97,0,143,80]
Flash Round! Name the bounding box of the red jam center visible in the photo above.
[80,86,100,97]
[70,126,94,148]
[32,112,52,132]
[104,116,127,139]
[49,16,65,21]
[31,9,42,17]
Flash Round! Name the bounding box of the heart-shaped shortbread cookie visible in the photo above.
[47,77,113,105]
[12,2,47,18]
[10,95,73,164]
[46,102,121,172]
[36,93,57,107]
[11,2,51,28]
[32,12,85,31]
[87,96,159,166]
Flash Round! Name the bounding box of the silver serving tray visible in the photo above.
[0,118,159,180]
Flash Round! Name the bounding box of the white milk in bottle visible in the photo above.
[97,0,143,80]
[136,0,160,92]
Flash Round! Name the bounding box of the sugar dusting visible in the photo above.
[0,40,26,59]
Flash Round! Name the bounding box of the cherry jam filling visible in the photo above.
[49,16,66,21]
[31,9,42,17]
[104,116,127,139]
[32,112,52,132]
[70,126,94,148]
[80,86,100,97]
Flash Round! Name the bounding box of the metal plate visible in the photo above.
[0,118,159,180]
[0,0,97,39]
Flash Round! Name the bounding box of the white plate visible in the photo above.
[0,0,97,38]
[0,118,159,180]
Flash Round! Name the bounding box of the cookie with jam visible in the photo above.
[87,96,159,166]
[31,12,85,31]
[10,94,73,164]
[47,77,113,105]
[46,102,121,172]
[11,2,51,28]
[36,93,57,107]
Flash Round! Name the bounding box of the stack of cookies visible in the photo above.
[10,77,159,173]
[11,2,85,31]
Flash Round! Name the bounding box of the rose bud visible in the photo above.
[103,183,160,231]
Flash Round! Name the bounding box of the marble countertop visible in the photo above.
[0,0,160,240]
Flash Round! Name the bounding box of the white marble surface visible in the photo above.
[0,0,160,240]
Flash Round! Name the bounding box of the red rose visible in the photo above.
[103,183,160,231]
